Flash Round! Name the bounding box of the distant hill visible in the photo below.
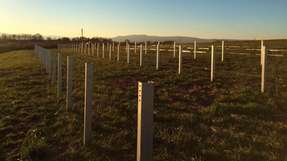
[112,35,213,43]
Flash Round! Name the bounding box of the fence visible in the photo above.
[35,44,155,161]
[66,40,273,93]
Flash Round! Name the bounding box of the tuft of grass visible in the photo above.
[20,128,55,161]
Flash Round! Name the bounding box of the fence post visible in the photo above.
[127,43,130,64]
[96,43,99,57]
[156,42,160,70]
[102,43,105,59]
[211,45,214,82]
[140,44,143,67]
[221,41,224,62]
[66,56,73,111]
[112,42,115,52]
[194,41,197,60]
[109,44,112,61]
[173,41,176,58]
[137,82,154,161]
[260,40,264,66]
[261,46,266,93]
[178,45,182,75]
[117,43,120,61]
[52,54,57,84]
[83,63,93,146]
[57,53,62,97]
[145,41,147,55]
[135,41,137,54]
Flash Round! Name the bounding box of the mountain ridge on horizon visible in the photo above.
[112,34,215,43]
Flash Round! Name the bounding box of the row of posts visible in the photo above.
[70,40,266,93]
[35,45,155,161]
[35,39,267,160]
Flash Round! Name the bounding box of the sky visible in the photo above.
[0,0,287,39]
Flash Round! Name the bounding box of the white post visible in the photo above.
[173,41,176,58]
[156,42,160,70]
[137,82,154,161]
[211,45,214,82]
[57,53,62,97]
[194,41,197,60]
[109,44,112,61]
[117,43,120,61]
[221,41,224,62]
[66,56,73,111]
[178,45,182,75]
[261,46,266,93]
[84,63,93,146]
[145,41,147,55]
[140,44,143,67]
[261,40,264,66]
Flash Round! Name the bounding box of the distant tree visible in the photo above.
[58,37,71,41]
[32,33,44,40]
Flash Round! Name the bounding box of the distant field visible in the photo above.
[1,39,287,161]
[0,40,63,54]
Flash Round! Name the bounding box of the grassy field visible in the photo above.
[1,40,287,161]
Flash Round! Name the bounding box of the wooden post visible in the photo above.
[109,44,112,61]
[156,42,159,70]
[261,46,266,93]
[66,56,73,111]
[117,43,120,61]
[194,41,197,60]
[221,41,224,62]
[140,44,143,67]
[178,45,182,75]
[137,82,154,161]
[57,53,62,97]
[173,42,176,58]
[84,63,93,146]
[211,45,214,82]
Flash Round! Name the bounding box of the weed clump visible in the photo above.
[20,128,54,161]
